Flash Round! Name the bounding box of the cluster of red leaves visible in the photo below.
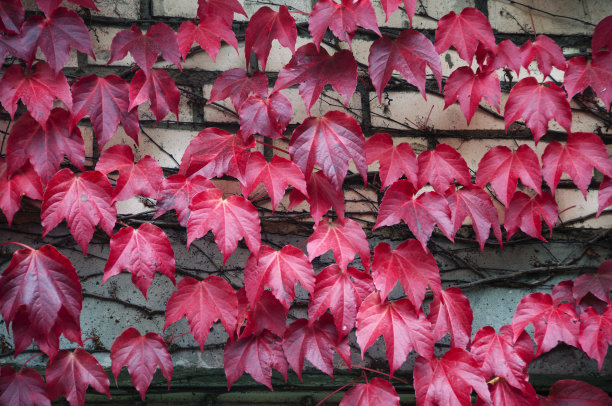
[0,1,611,405]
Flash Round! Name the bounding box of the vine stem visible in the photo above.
[19,353,43,373]
[167,332,192,343]
[315,378,363,406]
[352,365,411,385]
[0,242,33,250]
[255,139,289,155]
[81,336,97,346]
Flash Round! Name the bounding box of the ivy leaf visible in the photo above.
[129,68,180,122]
[0,0,24,34]
[475,378,539,406]
[177,19,238,62]
[368,30,442,101]
[208,69,268,112]
[579,306,612,371]
[41,169,116,254]
[0,159,43,226]
[339,377,400,406]
[301,171,344,224]
[197,0,246,26]
[36,0,98,16]
[240,291,288,338]
[164,276,238,351]
[154,174,214,227]
[428,287,473,349]
[444,66,501,124]
[435,7,496,62]
[593,15,612,52]
[380,0,417,23]
[417,143,471,194]
[365,133,418,190]
[540,380,612,405]
[187,187,261,263]
[245,6,296,71]
[239,92,292,139]
[598,177,612,216]
[0,366,50,406]
[573,260,612,304]
[504,191,558,241]
[273,44,357,115]
[110,328,173,401]
[564,51,612,110]
[488,39,522,73]
[103,223,175,298]
[504,77,572,143]
[356,291,434,376]
[520,35,566,78]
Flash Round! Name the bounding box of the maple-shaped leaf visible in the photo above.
[96,145,163,202]
[307,217,371,271]
[475,378,539,406]
[340,377,400,406]
[365,133,418,190]
[0,0,24,34]
[380,0,416,23]
[179,128,254,180]
[369,30,442,101]
[471,325,533,389]
[177,19,237,62]
[447,186,503,249]
[579,306,612,370]
[0,244,82,359]
[375,180,454,249]
[444,66,500,124]
[573,260,612,304]
[239,92,292,139]
[0,62,71,125]
[224,330,288,390]
[290,110,366,188]
[504,77,572,143]
[187,187,261,263]
[129,68,180,122]
[208,69,268,112]
[103,223,175,298]
[273,44,357,115]
[46,348,110,406]
[487,39,522,73]
[309,0,380,49]
[154,174,214,227]
[414,348,491,406]
[435,7,496,62]
[111,328,173,401]
[165,276,237,351]
[371,239,441,306]
[540,380,612,405]
[240,291,288,338]
[564,51,612,110]
[357,291,434,376]
[41,169,116,254]
[475,144,542,206]
[417,143,471,194]
[244,245,314,310]
[0,365,50,406]
[0,159,43,226]
[109,23,181,72]
[542,132,612,197]
[308,264,374,336]
[598,177,612,216]
[520,35,566,78]
[428,287,473,349]
[71,74,139,148]
[504,191,558,241]
[0,15,45,65]
[36,0,98,16]
[512,292,579,356]
[197,0,246,25]
[294,171,345,224]
[593,15,612,52]
[245,6,296,71]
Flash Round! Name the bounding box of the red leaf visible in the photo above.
[375,180,454,249]
[365,132,418,190]
[598,177,612,216]
[36,0,98,16]
[308,264,374,337]
[475,378,539,406]
[0,244,82,359]
[307,217,371,272]
[187,187,261,263]
[129,68,180,122]
[239,92,292,139]
[504,191,558,241]
[46,348,110,406]
[542,132,612,197]
[244,245,314,310]
[369,30,442,101]
[41,169,116,254]
[0,366,50,406]
[245,6,296,71]
[380,0,417,23]
[504,77,572,143]
[593,15,612,52]
[573,260,612,304]
[414,348,491,406]
[110,328,173,401]
[301,171,344,223]
[309,0,380,49]
[109,23,181,72]
[488,39,522,73]
[512,292,579,356]
[475,144,542,206]
[520,35,566,78]
[154,174,214,227]
[0,62,71,125]
[0,15,43,65]
[103,223,175,298]
[0,0,24,34]
[428,287,473,349]
[371,239,441,306]
[240,291,288,338]
[71,74,139,148]
[339,377,400,406]
[208,69,268,112]
[96,145,163,202]
[197,0,246,25]
[177,19,237,62]
[0,159,43,226]
[224,330,288,390]
[444,66,501,124]
[417,143,471,194]
[540,380,611,405]
[447,186,502,249]
[273,44,357,115]
[356,291,434,376]
[164,276,238,351]
[579,306,612,370]
[435,7,496,62]
[564,52,612,109]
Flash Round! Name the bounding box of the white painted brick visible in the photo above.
[373,0,476,30]
[137,93,193,124]
[557,189,612,228]
[22,0,140,19]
